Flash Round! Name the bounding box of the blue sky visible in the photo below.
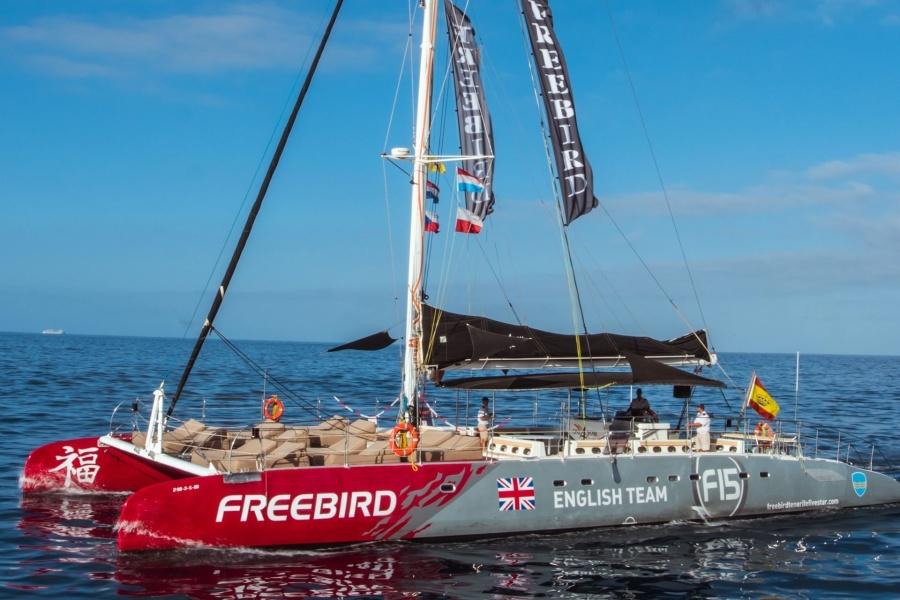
[1,0,899,355]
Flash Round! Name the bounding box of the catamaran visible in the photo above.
[21,0,900,552]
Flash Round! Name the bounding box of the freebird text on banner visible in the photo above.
[746,373,780,420]
[521,0,598,225]
[445,0,495,225]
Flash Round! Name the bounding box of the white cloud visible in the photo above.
[806,152,900,180]
[723,0,891,25]
[602,151,900,219]
[1,4,405,79]
[605,180,876,215]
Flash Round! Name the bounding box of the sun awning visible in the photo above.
[437,353,725,391]
[422,304,714,370]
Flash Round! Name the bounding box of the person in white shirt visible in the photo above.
[477,397,492,450]
[691,404,711,452]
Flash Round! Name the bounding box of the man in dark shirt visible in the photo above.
[627,388,657,421]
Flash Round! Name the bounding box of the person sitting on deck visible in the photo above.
[691,404,711,452]
[627,388,658,422]
[477,397,492,450]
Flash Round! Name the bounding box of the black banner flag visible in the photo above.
[521,0,598,225]
[445,0,495,223]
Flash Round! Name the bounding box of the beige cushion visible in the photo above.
[360,440,390,456]
[192,428,227,450]
[131,431,146,448]
[255,422,286,439]
[264,441,307,467]
[275,427,310,442]
[311,415,348,430]
[419,429,454,449]
[161,419,207,454]
[234,438,278,456]
[170,419,206,439]
[317,428,357,447]
[347,419,376,435]
[330,435,367,454]
[439,434,481,450]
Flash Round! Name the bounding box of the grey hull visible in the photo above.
[417,455,900,539]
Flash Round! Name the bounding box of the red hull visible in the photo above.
[21,436,189,493]
[117,462,486,551]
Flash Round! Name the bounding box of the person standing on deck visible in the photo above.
[692,404,711,452]
[477,397,492,450]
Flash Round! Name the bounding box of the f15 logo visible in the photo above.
[700,468,741,503]
[692,457,747,517]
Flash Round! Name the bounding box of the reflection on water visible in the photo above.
[11,494,900,599]
[2,334,899,598]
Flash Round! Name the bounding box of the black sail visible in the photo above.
[445,0,495,221]
[521,0,598,225]
[421,304,713,370]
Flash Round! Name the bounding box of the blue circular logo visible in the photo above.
[851,471,867,497]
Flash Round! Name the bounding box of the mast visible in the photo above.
[402,0,438,415]
[166,0,344,418]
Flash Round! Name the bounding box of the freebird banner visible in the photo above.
[746,372,781,420]
[445,0,495,225]
[521,0,599,225]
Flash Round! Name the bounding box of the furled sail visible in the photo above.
[445,0,495,226]
[521,0,598,225]
[421,304,714,370]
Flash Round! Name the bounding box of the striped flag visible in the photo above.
[746,372,780,420]
[424,211,439,233]
[455,206,483,234]
[426,180,440,202]
[456,167,485,193]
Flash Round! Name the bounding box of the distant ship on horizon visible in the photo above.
[41,328,64,335]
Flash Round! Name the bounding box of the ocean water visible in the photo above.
[1,331,898,598]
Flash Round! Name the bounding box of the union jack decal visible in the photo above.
[497,476,535,511]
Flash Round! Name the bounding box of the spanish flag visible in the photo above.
[746,372,780,420]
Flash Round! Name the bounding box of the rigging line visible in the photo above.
[208,327,317,413]
[603,0,710,336]
[385,158,412,178]
[379,1,415,322]
[209,328,381,438]
[474,236,523,325]
[408,0,417,144]
[382,24,414,152]
[169,18,326,382]
[381,163,401,317]
[597,201,737,387]
[579,241,648,336]
[572,251,626,333]
[167,0,344,418]
[514,2,608,413]
[424,42,452,290]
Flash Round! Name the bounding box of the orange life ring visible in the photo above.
[389,422,420,458]
[754,421,773,439]
[263,395,284,422]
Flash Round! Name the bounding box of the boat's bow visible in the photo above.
[21,435,195,494]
